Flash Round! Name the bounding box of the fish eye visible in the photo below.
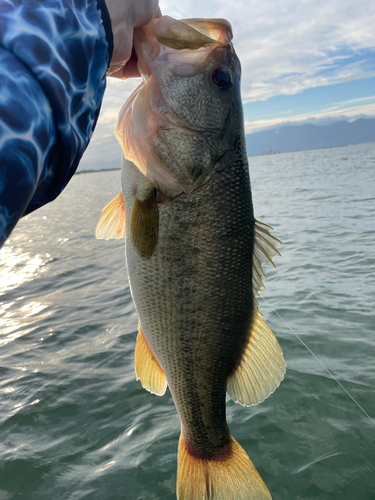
[212,67,232,89]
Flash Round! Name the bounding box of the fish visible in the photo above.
[95,15,286,500]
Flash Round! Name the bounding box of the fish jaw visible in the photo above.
[116,80,185,198]
[135,16,233,78]
[115,16,242,198]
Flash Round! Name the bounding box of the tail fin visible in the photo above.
[177,433,272,500]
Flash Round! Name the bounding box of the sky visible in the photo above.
[80,0,375,169]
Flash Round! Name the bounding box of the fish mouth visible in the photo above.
[154,16,233,49]
[135,16,233,80]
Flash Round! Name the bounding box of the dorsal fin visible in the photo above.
[134,326,167,396]
[227,220,285,407]
[253,220,281,296]
[95,192,125,240]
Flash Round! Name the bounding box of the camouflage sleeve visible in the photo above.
[0,0,110,247]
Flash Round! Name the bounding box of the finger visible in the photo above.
[107,1,161,78]
[133,0,160,27]
[154,6,162,19]
[109,58,140,79]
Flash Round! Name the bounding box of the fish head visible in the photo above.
[116,16,243,197]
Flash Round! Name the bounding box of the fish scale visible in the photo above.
[96,15,285,500]
[122,139,254,457]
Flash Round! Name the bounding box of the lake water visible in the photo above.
[1,142,374,500]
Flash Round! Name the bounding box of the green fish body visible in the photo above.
[96,15,285,500]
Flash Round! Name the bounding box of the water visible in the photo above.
[1,143,374,500]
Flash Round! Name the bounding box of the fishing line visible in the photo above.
[260,296,375,427]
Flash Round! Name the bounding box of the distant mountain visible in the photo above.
[245,118,375,156]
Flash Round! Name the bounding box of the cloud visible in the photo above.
[243,61,375,103]
[244,103,375,134]
[320,95,375,112]
[84,0,375,165]
[160,0,375,101]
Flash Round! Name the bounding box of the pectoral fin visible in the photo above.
[95,192,125,240]
[134,326,167,396]
[130,182,159,260]
[227,306,286,407]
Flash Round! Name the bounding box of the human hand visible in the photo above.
[105,0,161,78]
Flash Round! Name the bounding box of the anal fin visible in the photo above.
[134,326,167,396]
[95,192,125,240]
[227,306,286,407]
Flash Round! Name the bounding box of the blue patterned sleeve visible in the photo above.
[0,0,110,247]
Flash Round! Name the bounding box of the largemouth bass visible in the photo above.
[96,16,286,500]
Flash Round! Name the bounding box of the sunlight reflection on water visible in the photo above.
[0,300,48,345]
[0,243,52,345]
[0,244,49,294]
